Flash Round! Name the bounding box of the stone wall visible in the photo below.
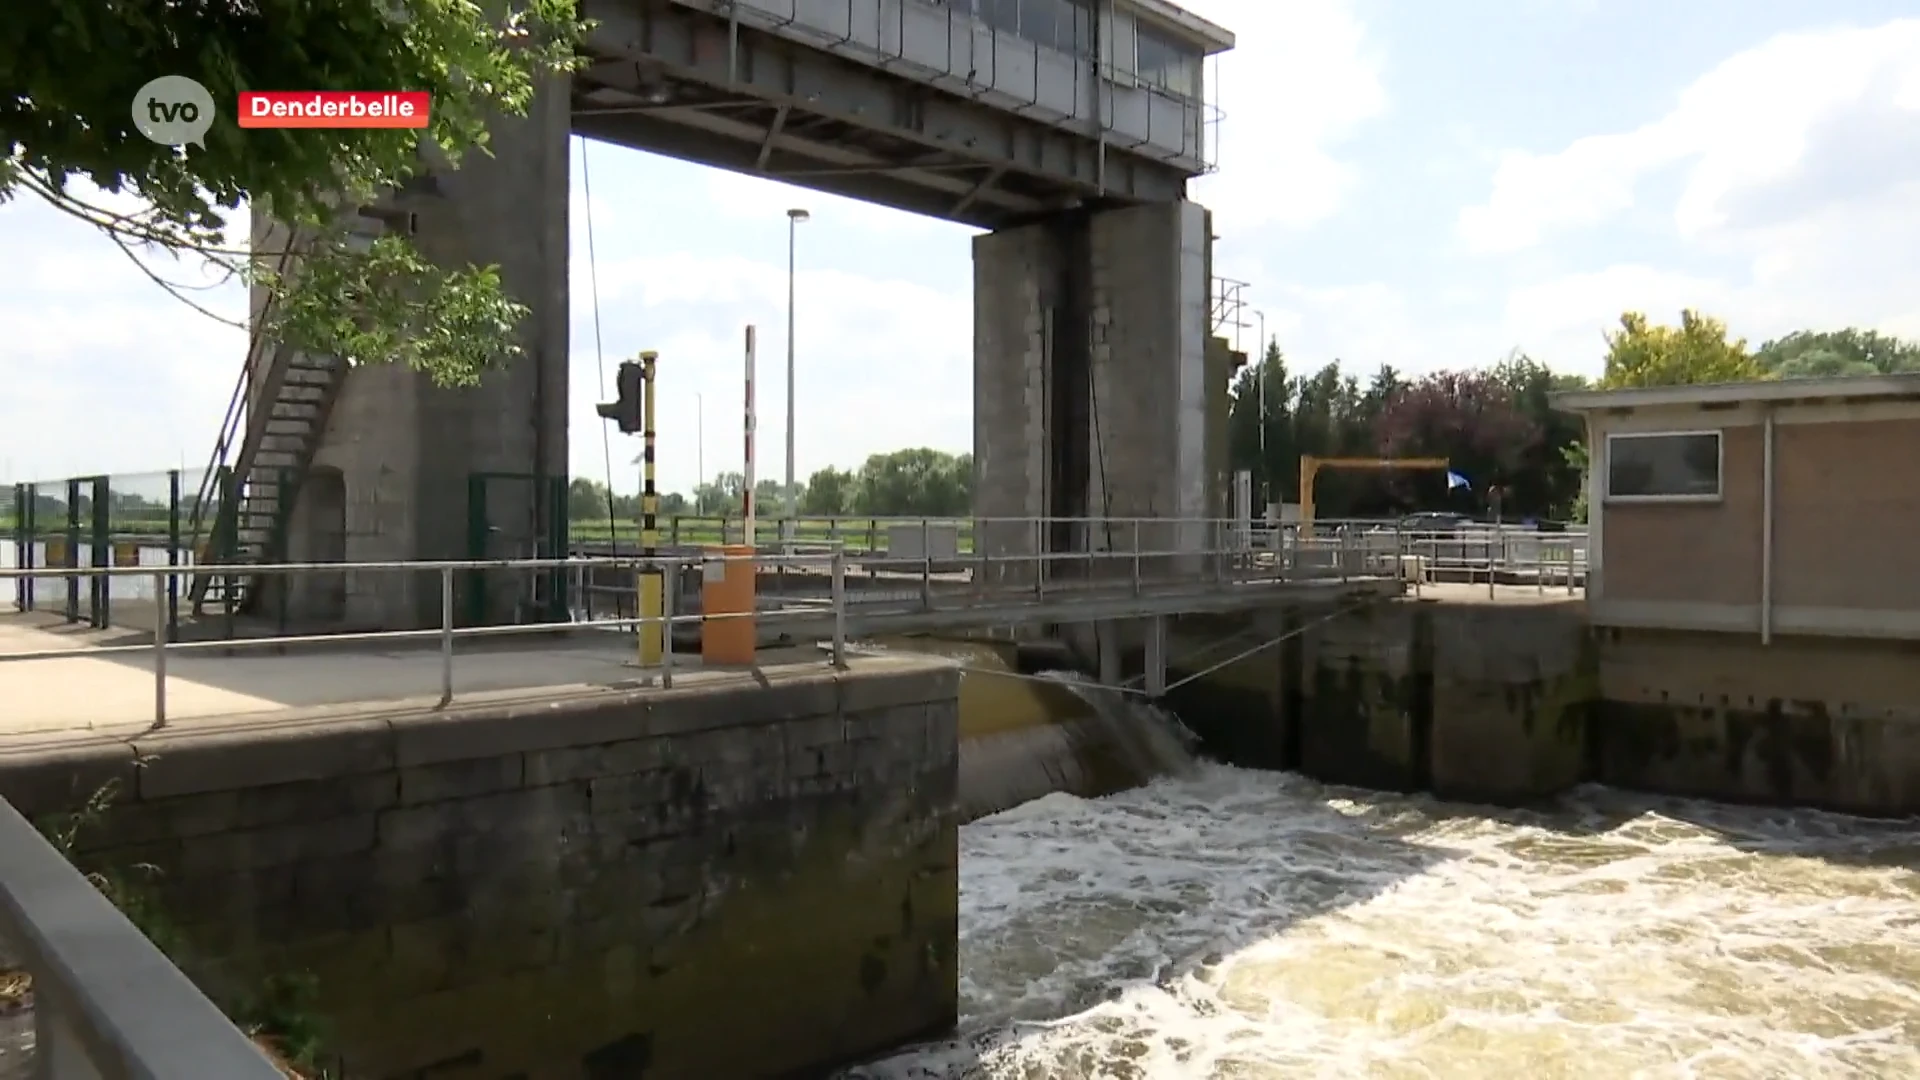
[1291,597,1592,802]
[1593,628,1920,815]
[1146,596,1595,806]
[0,657,960,1079]
[1159,594,1920,818]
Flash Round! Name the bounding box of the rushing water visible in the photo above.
[857,699,1920,1080]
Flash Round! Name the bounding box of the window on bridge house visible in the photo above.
[958,0,1094,58]
[1018,0,1095,57]
[1135,24,1201,100]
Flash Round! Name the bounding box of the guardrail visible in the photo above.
[3,520,1590,723]
[0,797,285,1078]
[0,550,857,727]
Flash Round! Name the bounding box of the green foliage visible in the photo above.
[801,466,857,515]
[568,448,972,527]
[1600,309,1764,389]
[849,448,972,517]
[1562,440,1590,523]
[567,477,686,524]
[1226,347,1588,520]
[1755,328,1920,378]
[262,236,528,389]
[0,0,590,387]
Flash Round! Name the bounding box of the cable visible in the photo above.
[580,137,620,555]
[832,591,1390,699]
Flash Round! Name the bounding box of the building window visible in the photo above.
[1019,0,1094,56]
[959,0,1093,57]
[1135,24,1200,98]
[977,0,1020,37]
[1605,431,1723,500]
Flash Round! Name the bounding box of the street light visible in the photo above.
[695,390,704,515]
[1253,308,1268,509]
[785,207,810,528]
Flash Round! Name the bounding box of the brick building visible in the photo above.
[1553,373,1920,641]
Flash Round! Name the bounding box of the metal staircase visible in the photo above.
[186,237,349,617]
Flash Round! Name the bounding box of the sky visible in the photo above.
[4,0,1917,497]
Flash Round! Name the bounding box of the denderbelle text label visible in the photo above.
[237,92,431,129]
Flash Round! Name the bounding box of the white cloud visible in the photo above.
[1451,18,1920,372]
[1186,0,1388,230]
[1459,19,1920,254]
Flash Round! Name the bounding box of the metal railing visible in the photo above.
[0,550,856,728]
[3,517,1590,724]
[0,797,285,1078]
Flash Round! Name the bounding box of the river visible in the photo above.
[854,745,1920,1078]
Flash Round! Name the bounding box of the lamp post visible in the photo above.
[785,207,810,529]
[695,391,704,515]
[1253,308,1268,505]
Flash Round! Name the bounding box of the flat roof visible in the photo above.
[1551,372,1920,412]
[1126,0,1236,54]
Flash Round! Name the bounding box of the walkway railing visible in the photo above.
[0,796,284,1077]
[2,518,1590,724]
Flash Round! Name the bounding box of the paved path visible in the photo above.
[0,610,853,744]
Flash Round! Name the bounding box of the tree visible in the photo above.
[801,467,856,515]
[1600,310,1763,389]
[851,449,972,517]
[1,0,589,387]
[567,477,612,524]
[1373,368,1544,513]
[1225,340,1295,504]
[1491,354,1589,521]
[1755,328,1920,378]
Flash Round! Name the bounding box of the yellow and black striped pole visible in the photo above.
[638,350,663,665]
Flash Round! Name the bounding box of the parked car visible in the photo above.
[1397,511,1473,533]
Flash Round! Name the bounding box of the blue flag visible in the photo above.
[1446,470,1470,491]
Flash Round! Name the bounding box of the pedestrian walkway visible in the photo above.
[0,610,846,744]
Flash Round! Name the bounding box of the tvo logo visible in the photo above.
[132,75,216,150]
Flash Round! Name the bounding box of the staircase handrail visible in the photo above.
[183,234,303,566]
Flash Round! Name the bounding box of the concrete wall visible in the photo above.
[1156,596,1594,806]
[1158,595,1920,818]
[1087,201,1212,566]
[0,658,960,1079]
[971,218,1056,588]
[1593,628,1920,815]
[972,201,1219,585]
[272,81,571,629]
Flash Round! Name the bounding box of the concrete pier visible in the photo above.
[971,200,1236,587]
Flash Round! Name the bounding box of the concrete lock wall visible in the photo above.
[1155,597,1595,805]
[0,658,960,1078]
[1159,597,1920,818]
[973,200,1216,585]
[1592,629,1920,815]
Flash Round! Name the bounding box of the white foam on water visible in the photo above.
[849,766,1920,1080]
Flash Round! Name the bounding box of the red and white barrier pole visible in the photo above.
[743,325,757,548]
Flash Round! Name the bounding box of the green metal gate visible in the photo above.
[463,472,567,626]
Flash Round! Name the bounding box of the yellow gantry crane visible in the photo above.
[1297,455,1452,527]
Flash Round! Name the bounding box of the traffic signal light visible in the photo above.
[597,360,644,434]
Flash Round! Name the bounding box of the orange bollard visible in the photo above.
[700,544,758,665]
